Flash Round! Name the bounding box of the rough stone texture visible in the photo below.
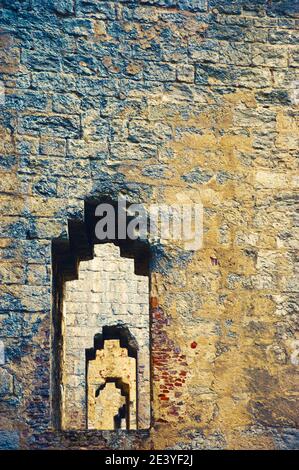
[0,0,298,450]
[0,341,4,365]
[62,244,149,430]
[0,368,14,396]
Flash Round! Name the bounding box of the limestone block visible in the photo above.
[132,293,149,305]
[66,336,90,350]
[64,302,89,315]
[94,244,120,257]
[113,280,129,293]
[63,18,94,36]
[127,304,141,316]
[140,305,150,317]
[66,280,90,293]
[103,262,118,272]
[137,278,149,294]
[17,114,80,138]
[0,263,25,284]
[256,171,289,189]
[87,340,137,430]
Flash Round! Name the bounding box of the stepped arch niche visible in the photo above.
[51,198,151,430]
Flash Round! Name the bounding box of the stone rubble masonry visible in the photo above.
[0,0,298,450]
[62,244,150,430]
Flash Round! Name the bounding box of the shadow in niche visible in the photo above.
[51,196,151,430]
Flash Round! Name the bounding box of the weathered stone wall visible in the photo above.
[0,0,298,450]
[62,243,150,430]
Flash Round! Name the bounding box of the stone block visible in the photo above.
[195,64,272,88]
[220,43,252,66]
[52,94,81,114]
[143,62,177,82]
[32,72,77,92]
[52,0,74,15]
[177,65,195,83]
[137,279,149,294]
[77,0,116,18]
[2,0,298,449]
[40,137,66,156]
[0,341,4,365]
[67,139,108,159]
[5,91,48,111]
[76,77,119,97]
[0,263,25,284]
[269,30,299,45]
[21,50,61,72]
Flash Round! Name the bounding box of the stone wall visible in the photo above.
[0,0,298,450]
[87,340,137,430]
